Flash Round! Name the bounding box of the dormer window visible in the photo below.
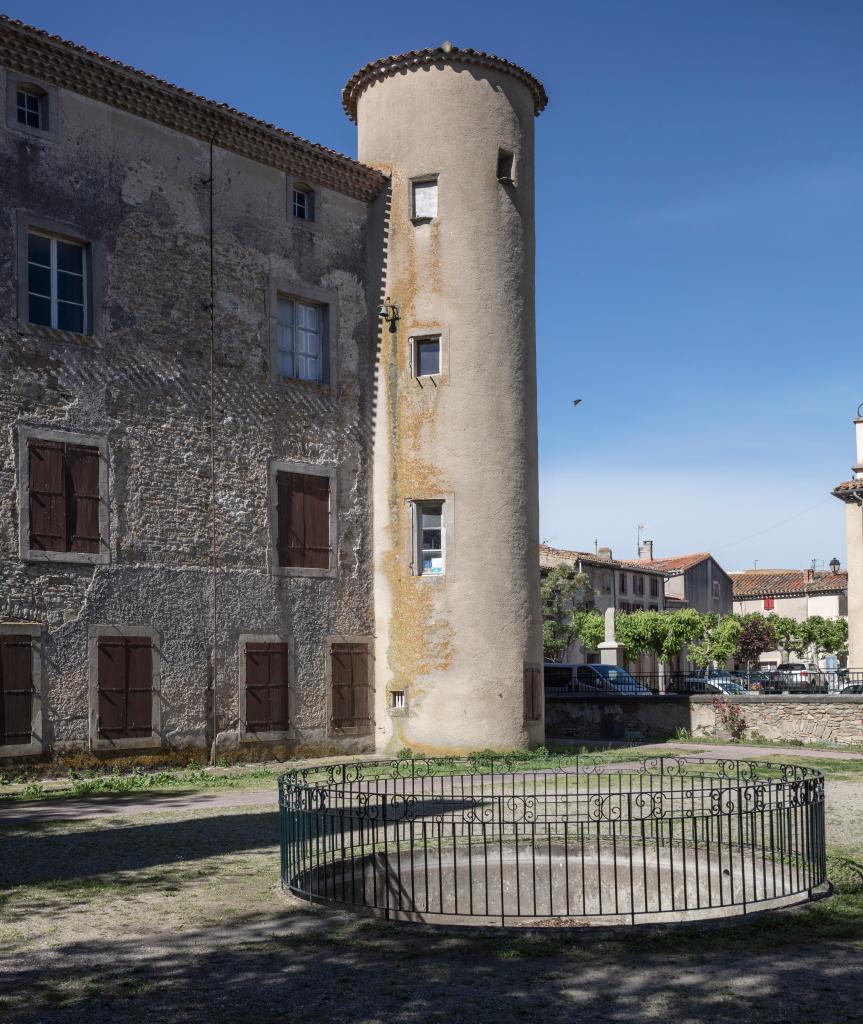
[16,86,48,131]
[292,185,314,222]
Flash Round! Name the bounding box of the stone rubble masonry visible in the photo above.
[547,695,863,747]
[1,69,377,760]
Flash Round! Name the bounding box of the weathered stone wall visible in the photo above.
[1,76,377,758]
[547,695,863,746]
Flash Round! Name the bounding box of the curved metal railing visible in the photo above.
[279,755,826,925]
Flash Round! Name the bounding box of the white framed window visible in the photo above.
[412,335,441,377]
[292,186,314,221]
[27,231,88,334]
[412,178,438,220]
[417,501,444,576]
[276,297,323,382]
[17,86,48,130]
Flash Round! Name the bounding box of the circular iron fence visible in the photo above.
[279,755,826,925]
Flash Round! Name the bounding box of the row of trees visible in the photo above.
[541,564,848,668]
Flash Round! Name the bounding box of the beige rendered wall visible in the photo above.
[357,61,543,753]
[846,500,863,667]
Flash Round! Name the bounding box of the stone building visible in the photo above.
[0,17,546,760]
[832,409,863,668]
[622,547,733,616]
[729,567,848,670]
[539,545,666,669]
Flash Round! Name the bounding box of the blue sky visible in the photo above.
[7,0,862,571]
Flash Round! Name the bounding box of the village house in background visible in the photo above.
[622,543,734,616]
[832,409,863,669]
[539,545,666,671]
[0,17,546,760]
[730,567,848,670]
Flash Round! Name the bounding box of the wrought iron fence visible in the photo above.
[628,670,863,696]
[279,755,826,925]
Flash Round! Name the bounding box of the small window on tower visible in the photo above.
[412,335,441,377]
[497,149,515,184]
[412,178,438,220]
[415,501,444,576]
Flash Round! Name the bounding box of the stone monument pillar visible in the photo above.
[598,607,623,667]
[832,408,863,668]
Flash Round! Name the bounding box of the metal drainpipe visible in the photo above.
[207,137,218,767]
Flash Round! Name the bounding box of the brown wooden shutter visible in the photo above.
[276,471,330,569]
[126,638,153,737]
[28,441,67,551]
[303,475,331,570]
[66,445,101,554]
[0,635,33,745]
[98,636,153,739]
[245,642,289,731]
[331,643,371,728]
[97,638,127,738]
[524,666,542,722]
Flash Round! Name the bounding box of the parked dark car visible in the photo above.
[543,663,652,696]
[681,670,747,696]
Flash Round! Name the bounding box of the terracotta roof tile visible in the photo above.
[539,544,665,575]
[0,15,387,202]
[619,552,712,574]
[730,569,848,598]
[342,43,548,123]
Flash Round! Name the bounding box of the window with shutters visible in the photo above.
[89,626,160,749]
[240,637,291,736]
[328,639,373,732]
[269,461,336,577]
[0,625,42,754]
[523,665,542,723]
[650,577,659,598]
[18,427,109,565]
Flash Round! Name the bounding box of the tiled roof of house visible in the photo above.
[619,552,712,575]
[730,569,848,599]
[0,15,387,202]
[539,544,666,575]
[832,479,863,500]
[342,43,548,123]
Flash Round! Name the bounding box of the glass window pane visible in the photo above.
[28,294,51,326]
[27,264,51,298]
[276,297,293,327]
[416,339,440,376]
[57,270,83,303]
[57,241,83,274]
[421,507,442,529]
[28,232,51,266]
[58,302,84,333]
[413,181,438,218]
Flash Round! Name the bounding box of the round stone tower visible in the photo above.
[344,44,547,753]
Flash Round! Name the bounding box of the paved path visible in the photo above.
[553,739,863,761]
[1,742,859,825]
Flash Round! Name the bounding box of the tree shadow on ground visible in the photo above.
[2,896,863,1024]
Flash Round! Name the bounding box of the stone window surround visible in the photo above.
[325,634,375,737]
[407,494,455,579]
[286,175,321,231]
[16,210,104,344]
[88,624,162,752]
[0,622,44,756]
[266,276,339,390]
[237,633,296,742]
[5,70,60,143]
[409,172,440,223]
[16,423,111,566]
[267,458,339,579]
[408,324,450,385]
[386,684,408,718]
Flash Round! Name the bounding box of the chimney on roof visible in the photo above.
[855,406,863,478]
[597,546,613,561]
[638,539,654,561]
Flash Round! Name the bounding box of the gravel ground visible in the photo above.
[1,778,861,1023]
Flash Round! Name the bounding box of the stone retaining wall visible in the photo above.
[546,694,863,746]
